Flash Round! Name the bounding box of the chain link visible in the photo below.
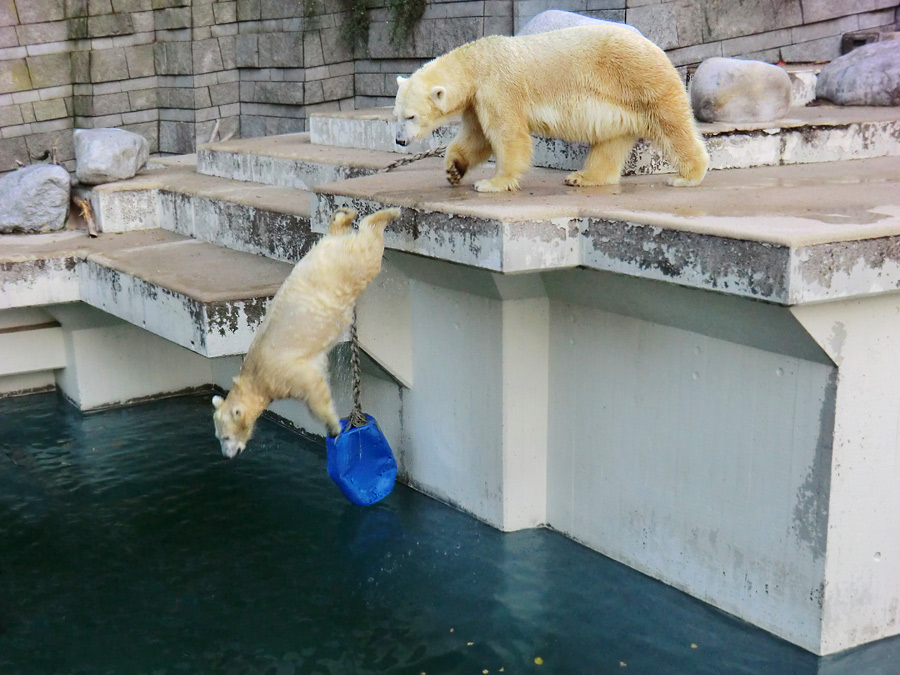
[347,307,368,429]
[376,145,446,173]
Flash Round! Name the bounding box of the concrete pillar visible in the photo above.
[389,252,550,530]
[792,294,900,654]
[47,303,214,410]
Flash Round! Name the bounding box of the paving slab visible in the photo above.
[309,105,900,175]
[196,133,403,190]
[90,166,316,263]
[1,229,188,309]
[1,228,292,357]
[311,155,900,304]
[82,238,291,356]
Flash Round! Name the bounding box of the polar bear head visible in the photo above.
[212,390,256,458]
[393,74,451,146]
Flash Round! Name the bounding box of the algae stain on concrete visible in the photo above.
[791,368,837,564]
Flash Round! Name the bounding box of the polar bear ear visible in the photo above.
[396,75,407,86]
[429,86,446,104]
[232,407,243,419]
[212,395,224,409]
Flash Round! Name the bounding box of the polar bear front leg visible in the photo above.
[445,108,492,186]
[565,136,636,187]
[473,120,532,193]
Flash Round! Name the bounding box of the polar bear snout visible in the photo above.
[395,135,409,147]
[219,437,245,459]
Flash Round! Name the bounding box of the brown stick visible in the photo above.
[73,197,99,238]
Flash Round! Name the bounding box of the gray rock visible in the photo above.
[0,163,70,234]
[691,57,792,123]
[74,127,150,185]
[816,40,900,107]
[517,10,641,37]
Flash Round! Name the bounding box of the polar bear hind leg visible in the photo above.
[445,109,493,186]
[649,115,709,187]
[328,208,357,236]
[565,135,637,187]
[290,358,341,437]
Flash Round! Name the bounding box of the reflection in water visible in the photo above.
[0,393,897,674]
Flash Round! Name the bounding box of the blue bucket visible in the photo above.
[326,414,397,506]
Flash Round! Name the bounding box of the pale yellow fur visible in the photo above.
[212,207,401,458]
[393,25,709,192]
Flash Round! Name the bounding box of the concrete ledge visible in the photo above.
[311,155,900,304]
[0,229,292,357]
[91,166,317,263]
[196,133,404,190]
[309,105,900,175]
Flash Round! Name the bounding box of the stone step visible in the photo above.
[196,132,404,190]
[309,154,900,306]
[309,105,900,176]
[90,165,316,263]
[0,228,291,358]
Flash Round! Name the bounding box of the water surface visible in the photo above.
[0,393,893,674]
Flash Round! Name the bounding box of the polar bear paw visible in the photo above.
[564,171,619,187]
[667,175,703,187]
[474,177,518,193]
[446,160,465,186]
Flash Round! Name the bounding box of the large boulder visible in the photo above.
[0,164,70,234]
[74,128,149,185]
[517,9,641,36]
[816,40,900,106]
[691,57,792,123]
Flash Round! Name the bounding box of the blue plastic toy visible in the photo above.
[326,311,397,506]
[327,415,397,506]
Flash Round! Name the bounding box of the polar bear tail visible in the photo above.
[328,208,358,236]
[359,208,402,233]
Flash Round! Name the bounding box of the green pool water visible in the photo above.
[0,392,895,674]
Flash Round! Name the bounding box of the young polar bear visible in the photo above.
[393,25,709,192]
[212,207,401,458]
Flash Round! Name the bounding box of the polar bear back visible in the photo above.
[447,26,680,102]
[414,25,690,145]
[248,234,382,364]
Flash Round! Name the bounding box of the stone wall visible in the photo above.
[1,0,897,169]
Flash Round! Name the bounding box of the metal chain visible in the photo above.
[344,144,446,426]
[377,144,446,173]
[347,307,368,429]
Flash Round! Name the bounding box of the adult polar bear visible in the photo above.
[394,25,709,193]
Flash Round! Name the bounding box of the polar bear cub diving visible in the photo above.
[213,207,401,458]
[393,24,708,192]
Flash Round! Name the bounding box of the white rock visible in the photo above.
[74,128,150,185]
[691,58,792,123]
[517,9,641,36]
[0,164,71,234]
[816,41,900,107]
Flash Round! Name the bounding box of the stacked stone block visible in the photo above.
[624,0,899,77]
[154,0,238,154]
[0,0,74,173]
[233,1,358,139]
[70,0,160,152]
[355,0,518,108]
[2,0,898,169]
[234,0,306,139]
